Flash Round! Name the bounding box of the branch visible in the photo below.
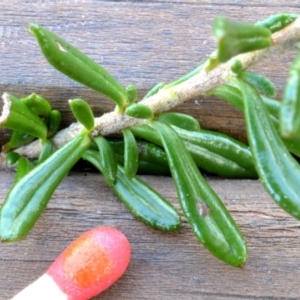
[1,16,300,168]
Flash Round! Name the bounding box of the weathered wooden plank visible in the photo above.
[1,170,300,299]
[1,1,299,146]
[2,1,300,299]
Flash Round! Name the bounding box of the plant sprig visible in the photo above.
[3,14,300,161]
[2,13,300,270]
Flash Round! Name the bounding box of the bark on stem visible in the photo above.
[1,16,300,166]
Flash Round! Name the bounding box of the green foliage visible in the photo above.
[1,14,300,271]
[125,103,154,119]
[5,152,20,165]
[239,71,277,97]
[255,13,298,33]
[122,128,139,178]
[69,98,95,132]
[0,93,48,141]
[27,23,128,113]
[0,132,92,242]
[93,136,118,186]
[236,79,300,220]
[125,84,138,105]
[46,110,62,138]
[280,50,300,137]
[213,17,272,62]
[151,121,247,267]
[82,149,181,231]
[157,112,201,131]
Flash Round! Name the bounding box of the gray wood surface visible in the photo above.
[1,1,300,299]
[2,171,300,300]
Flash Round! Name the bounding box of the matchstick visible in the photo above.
[11,226,131,300]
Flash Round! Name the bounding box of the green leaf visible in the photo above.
[122,128,139,178]
[125,84,138,105]
[125,103,154,119]
[47,110,62,138]
[0,132,92,242]
[20,93,52,119]
[94,136,118,186]
[37,140,54,164]
[208,82,300,157]
[28,23,128,113]
[5,152,21,165]
[2,131,35,153]
[236,78,300,221]
[130,124,163,145]
[130,124,257,178]
[151,121,247,267]
[173,126,257,178]
[108,139,170,175]
[230,60,243,75]
[157,112,200,131]
[13,157,35,185]
[255,13,298,33]
[69,98,95,132]
[280,51,300,138]
[82,149,181,231]
[213,17,272,62]
[0,93,47,141]
[239,71,277,97]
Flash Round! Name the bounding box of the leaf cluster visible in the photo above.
[1,13,300,268]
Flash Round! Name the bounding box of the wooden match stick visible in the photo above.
[11,226,131,300]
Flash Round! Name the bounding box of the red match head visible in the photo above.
[47,226,131,300]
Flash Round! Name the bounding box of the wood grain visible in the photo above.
[1,1,300,299]
[1,170,300,299]
[0,0,299,146]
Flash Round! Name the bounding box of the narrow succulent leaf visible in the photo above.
[208,82,300,157]
[0,132,92,242]
[20,93,52,118]
[108,139,170,175]
[151,121,247,267]
[280,51,300,138]
[208,82,279,115]
[2,131,35,153]
[122,128,139,178]
[239,71,277,97]
[113,165,181,231]
[230,60,243,75]
[27,23,128,112]
[213,17,272,62]
[13,157,35,185]
[82,149,181,231]
[0,93,47,141]
[204,53,219,72]
[173,126,257,178]
[37,139,54,164]
[125,84,137,105]
[255,13,299,33]
[125,103,154,119]
[5,152,21,165]
[130,124,257,178]
[47,110,62,138]
[236,79,300,221]
[130,124,163,145]
[69,98,95,131]
[157,112,201,131]
[207,82,245,111]
[94,136,118,186]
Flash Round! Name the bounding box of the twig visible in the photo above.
[1,16,300,167]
